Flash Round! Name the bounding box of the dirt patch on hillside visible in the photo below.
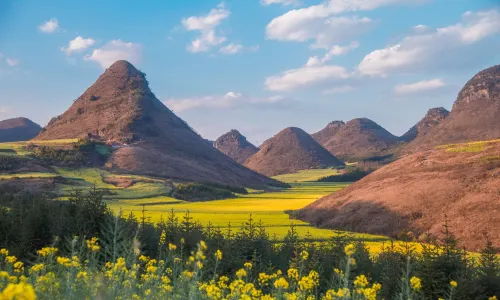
[297,141,500,251]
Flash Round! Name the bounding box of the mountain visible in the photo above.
[399,107,449,142]
[244,127,344,177]
[0,117,41,142]
[407,65,500,151]
[315,118,399,161]
[34,60,284,188]
[213,129,258,164]
[296,139,500,251]
[311,121,345,145]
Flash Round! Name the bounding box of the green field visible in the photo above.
[272,168,339,182]
[0,139,79,156]
[107,181,388,243]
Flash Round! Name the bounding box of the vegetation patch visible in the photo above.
[272,169,339,183]
[436,139,500,153]
[171,183,239,201]
[318,166,374,182]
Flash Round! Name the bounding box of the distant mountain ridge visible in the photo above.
[400,107,449,142]
[313,118,399,161]
[213,129,258,164]
[406,65,500,151]
[0,117,41,142]
[34,60,284,188]
[245,127,344,176]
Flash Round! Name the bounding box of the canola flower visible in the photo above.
[410,276,422,291]
[450,280,458,288]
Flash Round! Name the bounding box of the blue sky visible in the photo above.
[0,0,499,145]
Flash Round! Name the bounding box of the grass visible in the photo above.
[272,169,339,182]
[436,139,500,153]
[0,139,79,156]
[107,182,388,242]
[0,172,57,180]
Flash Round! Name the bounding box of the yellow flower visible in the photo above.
[29,264,45,274]
[56,256,71,267]
[139,255,149,263]
[196,261,204,269]
[410,276,422,291]
[13,262,24,273]
[274,277,289,290]
[5,256,17,264]
[236,268,247,279]
[488,296,498,300]
[354,274,369,288]
[0,249,9,256]
[215,250,223,261]
[372,283,382,291]
[344,244,355,256]
[200,240,207,250]
[244,262,253,270]
[174,257,181,264]
[334,268,343,276]
[287,268,299,281]
[300,250,309,261]
[159,231,166,245]
[0,271,9,279]
[86,237,100,252]
[168,243,177,251]
[350,258,356,266]
[36,247,58,257]
[450,280,458,288]
[0,282,37,300]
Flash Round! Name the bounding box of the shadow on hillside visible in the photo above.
[296,200,412,239]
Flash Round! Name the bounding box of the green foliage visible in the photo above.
[172,183,236,201]
[318,166,373,182]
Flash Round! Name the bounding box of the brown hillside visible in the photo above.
[399,107,449,142]
[311,121,345,145]
[318,118,399,161]
[297,140,500,250]
[0,118,41,142]
[34,60,284,188]
[213,130,258,164]
[407,65,500,151]
[244,127,344,177]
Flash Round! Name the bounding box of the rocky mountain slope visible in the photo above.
[0,117,41,142]
[35,60,284,188]
[313,118,399,161]
[406,65,500,151]
[400,107,449,142]
[213,130,258,164]
[297,140,500,250]
[244,127,344,176]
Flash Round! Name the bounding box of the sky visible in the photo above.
[0,0,499,145]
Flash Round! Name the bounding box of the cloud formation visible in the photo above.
[84,40,142,69]
[393,79,446,95]
[265,65,352,91]
[261,0,300,6]
[182,3,230,53]
[39,19,59,33]
[164,92,289,112]
[265,0,428,48]
[219,44,259,55]
[5,58,19,67]
[358,10,500,76]
[61,36,96,55]
[306,41,359,67]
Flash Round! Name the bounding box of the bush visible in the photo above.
[171,183,236,201]
[318,166,373,182]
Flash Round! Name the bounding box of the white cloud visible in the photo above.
[393,78,446,95]
[61,36,95,55]
[5,58,19,67]
[0,107,9,114]
[359,10,500,76]
[220,43,243,54]
[322,85,355,94]
[219,43,260,55]
[265,0,427,48]
[265,65,352,91]
[261,0,300,6]
[182,3,230,53]
[305,41,359,67]
[84,40,142,69]
[164,92,289,112]
[39,19,59,33]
